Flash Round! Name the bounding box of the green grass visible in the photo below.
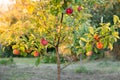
[13,58,37,64]
[0,57,37,66]
[75,66,91,73]
[0,57,14,65]
[0,58,120,80]
[73,60,120,73]
[0,57,59,66]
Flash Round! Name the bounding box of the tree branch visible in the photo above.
[60,61,74,70]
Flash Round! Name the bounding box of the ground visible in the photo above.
[0,58,120,80]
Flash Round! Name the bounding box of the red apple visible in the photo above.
[78,6,82,12]
[86,51,92,56]
[33,51,39,57]
[94,34,100,41]
[96,42,103,49]
[41,38,48,46]
[66,7,73,15]
[13,49,20,55]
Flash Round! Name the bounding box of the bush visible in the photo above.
[0,46,13,57]
[91,0,120,26]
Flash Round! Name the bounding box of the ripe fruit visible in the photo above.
[41,38,48,46]
[77,6,82,12]
[13,49,20,55]
[96,42,103,49]
[94,34,100,41]
[86,51,92,56]
[66,8,73,15]
[33,51,39,57]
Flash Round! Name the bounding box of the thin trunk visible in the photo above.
[55,46,61,80]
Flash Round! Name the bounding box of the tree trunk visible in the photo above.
[112,42,120,60]
[55,46,61,80]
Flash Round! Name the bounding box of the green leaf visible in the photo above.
[21,52,27,56]
[35,57,40,66]
[79,40,85,47]
[89,27,94,34]
[22,36,28,42]
[80,37,87,42]
[94,47,98,53]
[113,15,119,24]
[103,40,108,48]
[75,0,80,3]
[86,44,92,52]
[95,27,101,32]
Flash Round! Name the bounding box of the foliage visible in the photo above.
[0,57,14,65]
[91,0,120,26]
[0,46,13,57]
[40,52,65,63]
[0,0,91,56]
[0,1,120,80]
[0,0,119,60]
[71,16,120,57]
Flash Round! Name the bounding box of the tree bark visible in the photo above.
[55,46,61,80]
[112,42,120,60]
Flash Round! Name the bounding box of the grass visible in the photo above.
[0,57,37,65]
[0,58,120,80]
[13,58,37,64]
[71,59,120,75]
[0,57,14,65]
[75,66,91,73]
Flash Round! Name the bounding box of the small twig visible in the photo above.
[60,60,74,70]
[60,13,64,23]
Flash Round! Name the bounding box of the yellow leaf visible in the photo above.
[113,15,119,24]
[12,45,19,49]
[89,27,94,34]
[30,34,36,39]
[112,32,120,39]
[80,38,87,42]
[20,46,25,52]
[108,43,113,50]
[104,23,111,27]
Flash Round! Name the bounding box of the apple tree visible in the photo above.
[0,0,120,80]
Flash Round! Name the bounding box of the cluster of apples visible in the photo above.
[94,34,103,49]
[86,34,104,57]
[13,38,48,57]
[13,49,40,57]
[66,6,82,15]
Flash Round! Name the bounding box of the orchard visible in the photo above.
[0,0,120,80]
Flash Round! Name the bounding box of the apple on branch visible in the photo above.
[13,49,20,55]
[33,51,39,57]
[66,7,73,15]
[40,38,48,46]
[86,51,92,57]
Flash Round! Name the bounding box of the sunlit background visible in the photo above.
[0,0,15,11]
